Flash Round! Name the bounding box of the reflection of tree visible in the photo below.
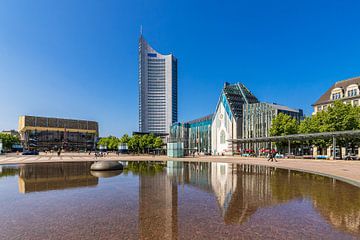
[124,161,166,176]
[208,163,360,234]
[270,170,360,234]
[131,161,360,235]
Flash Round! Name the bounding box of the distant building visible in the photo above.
[138,34,178,135]
[242,102,303,153]
[312,76,360,114]
[168,114,213,157]
[211,83,259,155]
[18,116,99,151]
[169,82,303,156]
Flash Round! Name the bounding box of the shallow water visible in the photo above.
[0,161,360,240]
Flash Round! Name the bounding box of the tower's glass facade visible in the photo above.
[138,35,177,134]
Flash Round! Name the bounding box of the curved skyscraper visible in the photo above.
[138,35,178,135]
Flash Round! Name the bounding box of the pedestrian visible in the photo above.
[267,150,278,162]
[57,148,61,157]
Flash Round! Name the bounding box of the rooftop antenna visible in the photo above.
[140,25,143,35]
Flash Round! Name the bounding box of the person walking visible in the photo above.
[267,149,278,162]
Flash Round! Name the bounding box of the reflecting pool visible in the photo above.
[0,161,360,239]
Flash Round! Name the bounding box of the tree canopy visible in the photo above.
[0,133,20,150]
[98,134,163,153]
[270,113,299,137]
[269,101,360,149]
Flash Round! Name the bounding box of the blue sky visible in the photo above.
[1,0,360,136]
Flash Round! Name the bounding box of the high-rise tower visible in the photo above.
[138,35,178,134]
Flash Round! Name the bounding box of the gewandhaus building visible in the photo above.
[18,116,99,151]
[168,82,303,157]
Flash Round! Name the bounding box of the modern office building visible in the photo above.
[138,34,178,135]
[312,76,360,114]
[18,116,99,151]
[241,102,303,153]
[168,114,212,157]
[168,82,303,156]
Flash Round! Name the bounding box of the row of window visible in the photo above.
[331,88,359,100]
[317,99,359,111]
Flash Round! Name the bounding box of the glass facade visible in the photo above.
[18,116,98,151]
[169,82,303,156]
[139,35,177,134]
[241,103,303,153]
[169,115,212,156]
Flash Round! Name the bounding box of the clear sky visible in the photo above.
[1,0,360,136]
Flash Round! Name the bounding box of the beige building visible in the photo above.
[312,76,360,158]
[312,76,360,114]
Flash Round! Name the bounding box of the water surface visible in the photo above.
[0,161,360,240]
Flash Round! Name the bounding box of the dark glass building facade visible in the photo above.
[18,116,99,151]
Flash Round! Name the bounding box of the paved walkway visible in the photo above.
[1,153,360,187]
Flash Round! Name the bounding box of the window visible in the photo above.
[346,85,359,98]
[348,89,358,97]
[220,130,225,144]
[317,106,322,111]
[354,100,359,106]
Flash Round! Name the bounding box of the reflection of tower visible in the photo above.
[139,169,178,239]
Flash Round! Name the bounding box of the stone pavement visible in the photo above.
[1,153,360,187]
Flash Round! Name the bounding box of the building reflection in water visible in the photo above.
[138,161,360,236]
[138,162,178,240]
[15,161,360,236]
[18,162,98,193]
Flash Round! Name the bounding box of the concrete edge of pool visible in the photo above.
[1,154,360,188]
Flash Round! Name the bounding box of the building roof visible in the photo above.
[186,114,213,125]
[18,116,98,134]
[221,83,259,119]
[312,76,360,106]
[266,103,301,113]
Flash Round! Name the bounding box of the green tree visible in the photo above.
[153,137,163,149]
[0,133,20,150]
[128,135,141,153]
[323,101,360,132]
[269,113,299,152]
[119,134,131,144]
[299,111,329,148]
[270,113,299,136]
[97,136,120,150]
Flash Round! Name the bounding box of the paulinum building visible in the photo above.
[18,116,99,151]
[168,82,303,156]
[138,35,178,135]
